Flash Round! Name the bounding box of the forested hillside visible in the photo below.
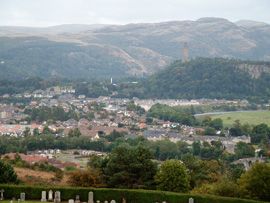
[115,58,270,101]
[142,58,270,100]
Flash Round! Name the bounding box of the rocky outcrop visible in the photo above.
[237,64,270,79]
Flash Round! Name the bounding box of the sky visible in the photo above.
[0,0,269,27]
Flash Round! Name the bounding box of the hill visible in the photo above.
[0,24,109,35]
[0,18,270,79]
[133,58,270,100]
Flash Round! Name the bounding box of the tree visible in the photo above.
[234,142,255,159]
[192,141,201,156]
[230,120,242,136]
[104,145,158,189]
[23,127,31,137]
[0,159,19,184]
[251,123,270,144]
[201,115,212,126]
[238,162,270,201]
[210,118,223,130]
[155,159,190,192]
[67,167,105,187]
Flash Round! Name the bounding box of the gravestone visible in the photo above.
[0,189,4,200]
[10,201,13,203]
[68,199,74,203]
[189,198,194,203]
[54,191,61,203]
[41,191,47,202]
[20,193,25,201]
[104,201,108,203]
[110,201,116,203]
[18,199,21,203]
[88,192,93,203]
[75,195,80,203]
[96,201,100,203]
[48,190,53,201]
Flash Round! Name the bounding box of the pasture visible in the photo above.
[204,111,270,127]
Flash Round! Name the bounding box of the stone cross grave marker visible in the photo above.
[88,192,93,203]
[0,189,4,200]
[68,199,74,203]
[48,190,53,201]
[110,201,116,203]
[41,191,47,202]
[189,197,194,203]
[20,193,25,201]
[75,195,80,203]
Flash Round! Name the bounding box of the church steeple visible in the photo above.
[182,42,190,63]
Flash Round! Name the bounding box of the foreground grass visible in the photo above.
[209,111,270,127]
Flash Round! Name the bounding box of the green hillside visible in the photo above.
[139,58,270,100]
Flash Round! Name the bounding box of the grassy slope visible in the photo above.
[209,111,270,127]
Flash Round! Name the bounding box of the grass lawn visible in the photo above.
[208,111,270,127]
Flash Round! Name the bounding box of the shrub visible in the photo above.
[0,184,266,203]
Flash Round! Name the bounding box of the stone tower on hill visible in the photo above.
[182,42,190,63]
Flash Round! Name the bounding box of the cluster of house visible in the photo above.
[1,88,76,99]
[0,124,44,136]
[125,130,251,154]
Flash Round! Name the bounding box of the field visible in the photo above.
[208,111,270,127]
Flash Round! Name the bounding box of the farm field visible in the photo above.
[208,111,270,127]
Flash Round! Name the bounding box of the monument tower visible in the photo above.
[182,42,190,63]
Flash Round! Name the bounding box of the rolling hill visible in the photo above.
[0,18,270,79]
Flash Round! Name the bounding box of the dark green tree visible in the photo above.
[155,159,190,192]
[104,145,158,189]
[234,142,255,159]
[0,159,19,184]
[238,162,270,201]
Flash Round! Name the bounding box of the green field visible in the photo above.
[208,111,270,127]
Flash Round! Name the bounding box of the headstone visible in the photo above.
[110,201,116,203]
[10,201,13,203]
[41,191,47,202]
[96,201,100,203]
[88,192,93,203]
[0,189,4,200]
[20,193,25,201]
[54,191,61,203]
[48,190,53,201]
[68,199,74,203]
[189,198,194,203]
[18,199,21,203]
[75,195,80,203]
[104,201,108,203]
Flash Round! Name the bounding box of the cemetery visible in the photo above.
[0,185,267,203]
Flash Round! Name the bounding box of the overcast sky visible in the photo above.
[0,0,269,27]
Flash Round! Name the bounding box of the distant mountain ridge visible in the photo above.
[0,24,109,35]
[0,17,270,79]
